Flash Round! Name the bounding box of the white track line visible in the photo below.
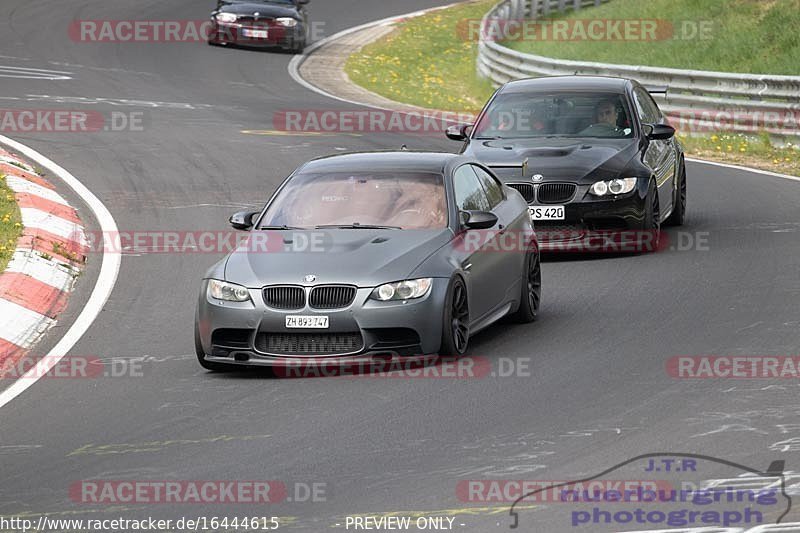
[0,135,121,409]
[686,157,800,183]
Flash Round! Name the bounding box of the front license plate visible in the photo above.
[285,315,329,329]
[529,205,565,220]
[242,29,268,38]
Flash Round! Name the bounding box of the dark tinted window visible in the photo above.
[260,171,447,229]
[473,91,633,138]
[453,165,490,211]
[634,87,661,124]
[471,165,504,208]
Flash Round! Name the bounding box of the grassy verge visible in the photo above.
[345,0,496,113]
[677,133,800,176]
[503,0,800,75]
[0,173,22,272]
[345,0,800,176]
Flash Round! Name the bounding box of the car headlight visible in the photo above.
[371,278,432,301]
[215,12,238,23]
[208,279,251,302]
[589,177,638,197]
[275,17,299,27]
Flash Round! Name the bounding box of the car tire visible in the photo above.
[439,276,469,356]
[195,324,231,372]
[665,159,686,227]
[511,250,541,323]
[291,39,306,54]
[641,179,661,252]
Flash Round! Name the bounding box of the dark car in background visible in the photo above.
[208,0,309,52]
[195,152,541,371]
[446,76,687,251]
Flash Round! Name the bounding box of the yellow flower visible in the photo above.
[710,134,718,142]
[739,147,746,152]
[773,159,780,164]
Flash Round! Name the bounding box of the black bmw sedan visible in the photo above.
[208,0,309,52]
[446,76,687,251]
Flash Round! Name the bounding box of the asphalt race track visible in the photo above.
[1,0,800,531]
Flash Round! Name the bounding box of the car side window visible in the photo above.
[642,90,665,122]
[633,88,659,124]
[453,165,490,211]
[471,165,504,208]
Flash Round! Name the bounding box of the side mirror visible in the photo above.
[229,211,259,230]
[461,210,498,230]
[643,123,675,140]
[446,124,473,142]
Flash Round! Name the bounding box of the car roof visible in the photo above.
[298,151,466,174]
[500,75,630,94]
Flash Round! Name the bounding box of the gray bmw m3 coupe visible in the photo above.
[195,151,541,371]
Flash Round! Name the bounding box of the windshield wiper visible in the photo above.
[314,224,401,230]
[258,225,307,230]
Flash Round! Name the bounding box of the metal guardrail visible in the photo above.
[476,0,800,138]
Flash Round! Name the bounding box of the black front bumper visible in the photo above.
[208,22,305,48]
[507,181,653,251]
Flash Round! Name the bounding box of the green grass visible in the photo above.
[0,173,22,271]
[504,0,800,74]
[345,0,497,113]
[677,133,800,175]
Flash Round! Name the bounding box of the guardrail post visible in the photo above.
[511,0,524,19]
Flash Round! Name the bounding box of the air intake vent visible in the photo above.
[256,332,363,356]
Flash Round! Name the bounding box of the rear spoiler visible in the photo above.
[646,86,668,95]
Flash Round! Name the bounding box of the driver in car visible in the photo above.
[579,97,625,136]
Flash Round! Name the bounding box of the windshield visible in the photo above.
[473,91,634,139]
[259,171,448,230]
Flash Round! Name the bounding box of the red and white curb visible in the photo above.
[0,149,87,368]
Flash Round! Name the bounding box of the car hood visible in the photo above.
[223,229,453,288]
[466,137,639,183]
[217,2,299,17]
